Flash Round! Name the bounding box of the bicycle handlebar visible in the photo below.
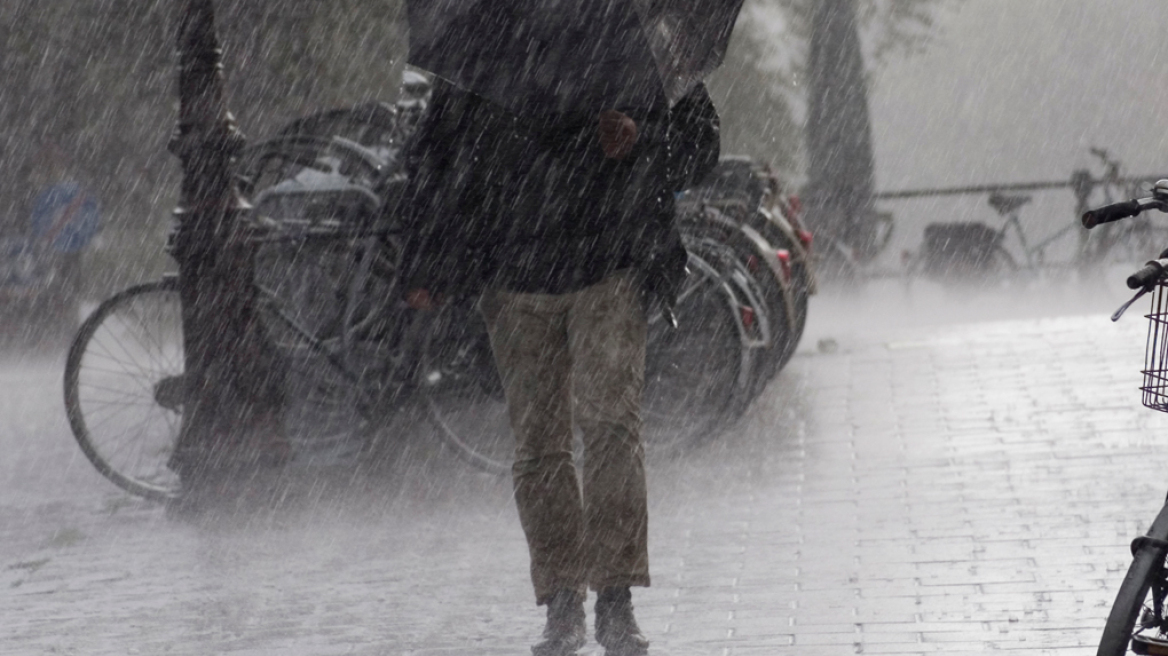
[1128,259,1168,289]
[1082,199,1145,229]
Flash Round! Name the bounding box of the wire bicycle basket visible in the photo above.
[1143,279,1168,412]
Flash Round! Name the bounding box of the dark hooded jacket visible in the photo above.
[396,78,719,306]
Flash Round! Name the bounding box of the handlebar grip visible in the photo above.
[1082,200,1143,229]
[1128,260,1168,289]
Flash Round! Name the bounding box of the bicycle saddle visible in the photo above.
[988,192,1032,217]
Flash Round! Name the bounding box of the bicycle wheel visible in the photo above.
[641,247,755,455]
[919,225,1017,288]
[419,301,513,475]
[63,280,183,501]
[253,237,381,464]
[682,228,774,404]
[254,232,400,367]
[755,218,811,370]
[705,204,811,374]
[984,244,1019,278]
[1099,503,1168,656]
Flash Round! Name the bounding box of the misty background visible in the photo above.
[4,0,1168,292]
[869,0,1168,270]
[5,4,1168,651]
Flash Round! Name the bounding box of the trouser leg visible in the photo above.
[480,288,586,605]
[568,271,650,592]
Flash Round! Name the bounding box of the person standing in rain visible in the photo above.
[398,2,738,654]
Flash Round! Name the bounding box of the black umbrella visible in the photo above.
[635,0,745,104]
[405,0,744,114]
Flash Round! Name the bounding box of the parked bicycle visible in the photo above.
[901,149,1168,286]
[1077,148,1168,267]
[682,156,815,372]
[1082,179,1168,655]
[63,105,804,501]
[905,187,1086,285]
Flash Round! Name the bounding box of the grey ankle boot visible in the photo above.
[532,589,587,656]
[595,587,649,656]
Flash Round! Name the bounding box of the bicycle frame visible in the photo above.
[994,204,1079,270]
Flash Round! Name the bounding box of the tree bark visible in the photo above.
[804,0,879,262]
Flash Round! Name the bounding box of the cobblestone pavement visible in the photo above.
[4,278,1167,655]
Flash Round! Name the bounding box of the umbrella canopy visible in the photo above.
[634,0,745,104]
[406,0,744,114]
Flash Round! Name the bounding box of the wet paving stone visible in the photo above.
[3,289,1167,654]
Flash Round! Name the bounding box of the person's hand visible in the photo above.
[406,288,437,311]
[598,110,638,160]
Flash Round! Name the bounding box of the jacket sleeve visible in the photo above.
[665,83,721,191]
[393,81,484,296]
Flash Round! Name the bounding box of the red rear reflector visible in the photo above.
[776,249,792,284]
[739,305,755,329]
[797,230,814,249]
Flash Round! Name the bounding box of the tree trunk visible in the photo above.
[166,0,287,483]
[804,0,879,262]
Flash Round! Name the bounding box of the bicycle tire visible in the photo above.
[681,208,786,399]
[682,156,811,366]
[682,230,773,406]
[1098,502,1168,656]
[987,244,1019,275]
[779,244,811,370]
[419,302,513,476]
[641,247,755,455]
[63,279,184,501]
[919,229,1018,287]
[734,207,811,371]
[953,243,1020,290]
[423,391,512,476]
